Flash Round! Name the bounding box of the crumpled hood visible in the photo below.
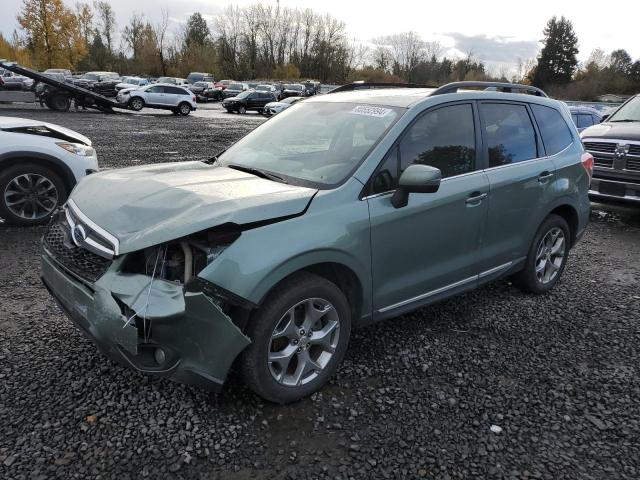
[0,116,91,146]
[70,162,317,254]
[581,121,640,142]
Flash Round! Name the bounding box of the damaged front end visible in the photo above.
[41,208,252,391]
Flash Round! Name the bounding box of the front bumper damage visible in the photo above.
[41,249,251,391]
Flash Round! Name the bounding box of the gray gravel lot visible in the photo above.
[1,104,639,479]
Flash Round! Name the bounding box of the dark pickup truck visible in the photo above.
[581,94,640,204]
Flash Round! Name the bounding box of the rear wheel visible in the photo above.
[240,272,351,403]
[0,163,66,226]
[238,105,246,115]
[178,102,191,116]
[513,214,570,294]
[47,94,71,112]
[128,97,144,111]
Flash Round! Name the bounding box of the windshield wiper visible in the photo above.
[228,164,287,183]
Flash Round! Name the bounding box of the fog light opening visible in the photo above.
[154,347,166,365]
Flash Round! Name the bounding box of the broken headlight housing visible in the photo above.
[122,227,240,285]
[56,142,95,157]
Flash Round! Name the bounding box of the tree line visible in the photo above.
[1,1,639,99]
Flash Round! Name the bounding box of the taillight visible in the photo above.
[581,152,594,181]
[193,96,196,101]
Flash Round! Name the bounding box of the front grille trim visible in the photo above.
[43,219,113,283]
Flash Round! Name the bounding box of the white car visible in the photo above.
[117,84,197,116]
[263,96,304,116]
[0,117,98,225]
[115,76,149,91]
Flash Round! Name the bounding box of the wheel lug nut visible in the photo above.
[299,329,305,335]
[297,347,302,353]
[308,331,312,337]
[292,339,298,345]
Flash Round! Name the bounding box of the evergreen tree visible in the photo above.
[184,13,211,49]
[532,16,579,88]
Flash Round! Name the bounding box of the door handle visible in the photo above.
[465,192,487,205]
[538,171,554,182]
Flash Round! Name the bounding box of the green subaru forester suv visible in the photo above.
[42,82,592,403]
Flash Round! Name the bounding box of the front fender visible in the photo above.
[198,181,372,316]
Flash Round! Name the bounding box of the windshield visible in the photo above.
[609,96,640,122]
[285,84,303,91]
[157,77,174,84]
[193,82,207,87]
[218,102,403,187]
[229,83,244,90]
[83,73,100,81]
[234,91,252,99]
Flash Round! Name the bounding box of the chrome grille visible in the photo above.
[43,219,112,282]
[593,155,613,168]
[583,142,616,153]
[629,145,640,156]
[627,158,640,172]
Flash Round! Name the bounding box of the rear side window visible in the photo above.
[399,103,476,178]
[480,103,537,167]
[531,104,574,156]
[165,86,187,95]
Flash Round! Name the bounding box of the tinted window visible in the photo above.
[165,86,187,95]
[480,103,537,167]
[372,146,399,194]
[399,104,476,178]
[577,114,594,129]
[146,86,164,93]
[531,104,574,156]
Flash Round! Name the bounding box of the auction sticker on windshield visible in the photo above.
[350,105,392,117]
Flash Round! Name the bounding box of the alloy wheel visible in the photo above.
[3,173,58,220]
[535,227,566,284]
[268,298,340,387]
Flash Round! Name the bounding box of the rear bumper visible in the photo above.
[41,248,250,391]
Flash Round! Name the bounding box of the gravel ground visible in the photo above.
[1,104,639,480]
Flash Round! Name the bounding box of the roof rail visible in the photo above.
[327,81,436,94]
[430,81,548,97]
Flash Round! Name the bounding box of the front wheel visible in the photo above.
[178,102,191,116]
[238,105,246,115]
[128,97,144,111]
[513,214,570,294]
[0,163,66,226]
[240,272,351,404]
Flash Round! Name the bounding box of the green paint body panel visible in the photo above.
[42,88,590,390]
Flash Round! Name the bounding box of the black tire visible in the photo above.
[238,105,246,115]
[240,272,352,404]
[178,102,191,116]
[128,96,144,111]
[0,162,67,226]
[512,214,570,294]
[47,94,71,112]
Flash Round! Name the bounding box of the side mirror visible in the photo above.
[391,164,442,208]
[600,114,609,122]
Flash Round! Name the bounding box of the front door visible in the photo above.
[367,102,489,316]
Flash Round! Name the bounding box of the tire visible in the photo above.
[225,108,233,114]
[47,94,71,112]
[178,102,191,116]
[512,214,570,294]
[0,162,67,226]
[128,97,144,111]
[240,272,352,404]
[238,105,246,115]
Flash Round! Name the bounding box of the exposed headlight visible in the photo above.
[56,142,95,157]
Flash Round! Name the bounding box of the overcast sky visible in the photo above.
[3,0,639,74]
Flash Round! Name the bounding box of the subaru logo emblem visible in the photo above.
[71,224,87,247]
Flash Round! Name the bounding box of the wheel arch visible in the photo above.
[547,202,579,247]
[0,152,76,193]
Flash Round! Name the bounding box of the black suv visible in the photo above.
[222,90,277,114]
[581,94,640,204]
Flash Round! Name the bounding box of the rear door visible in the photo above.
[478,101,556,276]
[367,102,490,316]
